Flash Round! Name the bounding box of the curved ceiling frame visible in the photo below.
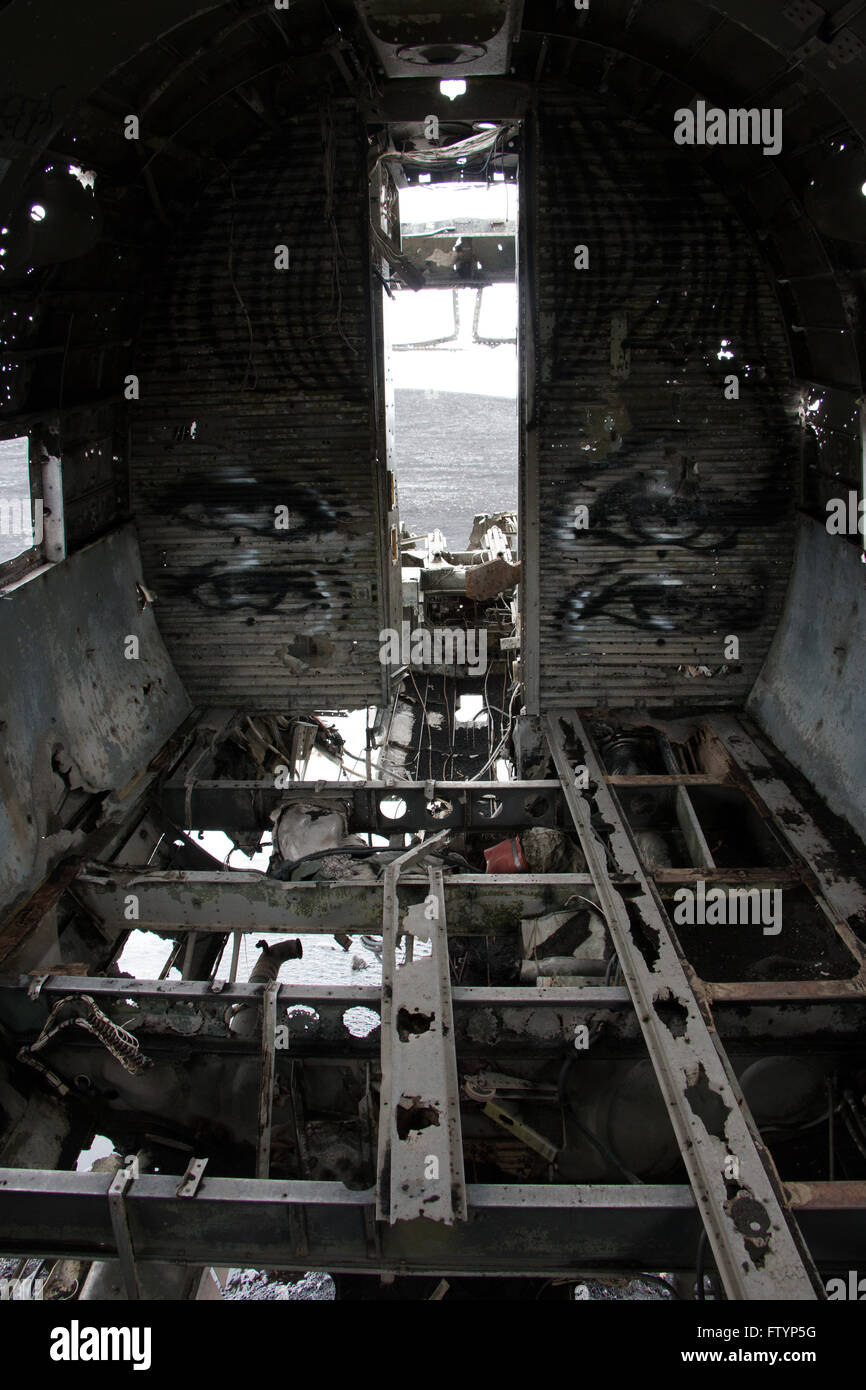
[511,14,865,395]
[0,0,863,415]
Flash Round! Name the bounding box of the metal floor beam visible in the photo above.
[707,716,866,949]
[0,1171,862,1276]
[545,712,821,1301]
[72,867,602,936]
[376,837,466,1224]
[4,977,864,1056]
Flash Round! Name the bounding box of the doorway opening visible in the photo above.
[378,151,519,557]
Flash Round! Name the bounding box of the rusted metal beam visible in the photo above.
[0,859,81,969]
[377,834,466,1225]
[256,982,278,1180]
[652,867,804,885]
[605,774,729,786]
[70,868,605,937]
[546,711,822,1301]
[0,1171,863,1274]
[707,717,866,952]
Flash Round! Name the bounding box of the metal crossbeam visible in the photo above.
[545,712,821,1301]
[79,865,826,942]
[160,774,731,835]
[159,778,566,833]
[72,868,602,936]
[0,1170,862,1274]
[707,716,866,951]
[3,976,864,1048]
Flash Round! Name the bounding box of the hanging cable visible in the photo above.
[468,683,522,781]
[18,995,152,1082]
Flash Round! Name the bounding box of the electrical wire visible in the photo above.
[443,671,454,781]
[340,746,414,784]
[841,1107,866,1163]
[843,1088,866,1142]
[482,659,493,752]
[408,667,432,778]
[564,892,610,922]
[384,126,513,169]
[468,682,522,781]
[270,845,382,880]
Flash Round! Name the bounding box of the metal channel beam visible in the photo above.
[76,864,815,943]
[4,977,865,1051]
[659,733,716,868]
[71,868,603,936]
[107,1164,142,1301]
[377,837,466,1224]
[545,713,821,1301]
[159,779,566,833]
[708,717,866,956]
[159,772,717,834]
[0,1172,863,1275]
[256,982,279,1179]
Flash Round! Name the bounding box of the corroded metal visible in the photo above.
[376,836,466,1224]
[546,711,821,1301]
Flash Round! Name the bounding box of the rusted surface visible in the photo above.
[785,1181,866,1210]
[376,838,466,1225]
[465,557,521,600]
[653,867,804,885]
[709,975,866,1003]
[0,859,80,969]
[710,716,866,952]
[547,712,821,1300]
[0,526,190,921]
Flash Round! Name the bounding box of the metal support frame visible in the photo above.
[377,833,466,1224]
[72,868,609,936]
[707,716,866,946]
[177,1157,208,1199]
[545,712,821,1301]
[158,770,748,835]
[1,1170,863,1274]
[4,709,865,1286]
[158,778,567,833]
[256,982,279,1180]
[107,1163,142,1301]
[3,975,865,1053]
[659,734,716,868]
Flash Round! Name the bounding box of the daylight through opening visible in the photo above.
[382,174,518,555]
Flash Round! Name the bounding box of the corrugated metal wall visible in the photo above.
[525,93,797,711]
[131,103,393,710]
